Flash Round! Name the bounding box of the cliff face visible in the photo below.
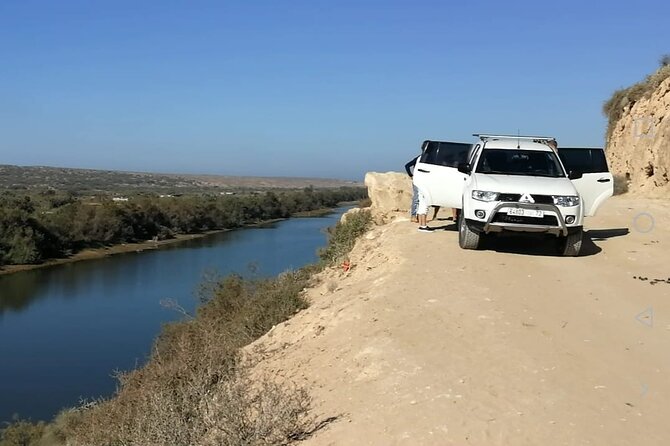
[606,75,670,196]
[363,172,413,220]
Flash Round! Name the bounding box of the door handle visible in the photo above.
[417,168,430,173]
[597,178,611,183]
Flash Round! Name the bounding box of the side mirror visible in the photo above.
[568,170,583,180]
[457,163,471,174]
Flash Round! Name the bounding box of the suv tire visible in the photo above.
[558,229,583,257]
[458,213,480,250]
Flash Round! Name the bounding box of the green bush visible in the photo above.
[0,187,368,266]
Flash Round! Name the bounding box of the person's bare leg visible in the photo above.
[452,208,458,220]
[431,206,440,221]
[418,214,427,227]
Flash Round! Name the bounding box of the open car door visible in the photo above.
[558,147,613,217]
[412,140,471,209]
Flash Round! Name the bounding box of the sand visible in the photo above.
[250,195,670,445]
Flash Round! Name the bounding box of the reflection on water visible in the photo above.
[0,208,349,422]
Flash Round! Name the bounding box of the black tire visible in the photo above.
[458,212,480,250]
[558,229,583,256]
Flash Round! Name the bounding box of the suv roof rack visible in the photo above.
[473,133,556,142]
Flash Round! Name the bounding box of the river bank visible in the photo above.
[0,206,361,426]
[0,207,373,445]
[0,206,349,277]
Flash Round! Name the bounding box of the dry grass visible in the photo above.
[319,210,372,265]
[603,63,670,140]
[57,271,314,446]
[0,419,45,446]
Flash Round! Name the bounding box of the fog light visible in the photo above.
[565,215,576,224]
[475,210,486,219]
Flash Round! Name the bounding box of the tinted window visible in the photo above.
[475,149,565,178]
[420,141,471,167]
[558,148,609,173]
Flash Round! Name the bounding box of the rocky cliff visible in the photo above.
[605,67,670,196]
[363,172,413,221]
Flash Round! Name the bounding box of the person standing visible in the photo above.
[405,156,420,223]
[415,189,433,232]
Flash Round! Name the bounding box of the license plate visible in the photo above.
[507,208,544,218]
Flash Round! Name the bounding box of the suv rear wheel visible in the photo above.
[458,212,480,250]
[558,229,583,256]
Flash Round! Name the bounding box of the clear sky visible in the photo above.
[1,0,668,180]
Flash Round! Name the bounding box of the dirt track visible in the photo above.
[252,196,670,445]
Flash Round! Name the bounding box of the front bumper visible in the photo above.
[467,202,579,236]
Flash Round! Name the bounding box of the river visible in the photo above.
[0,207,350,423]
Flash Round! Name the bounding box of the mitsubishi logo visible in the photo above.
[519,193,535,203]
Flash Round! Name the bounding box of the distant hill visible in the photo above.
[0,164,361,193]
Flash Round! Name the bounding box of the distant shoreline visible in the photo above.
[0,206,346,277]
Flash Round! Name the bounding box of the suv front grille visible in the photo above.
[530,195,554,204]
[492,213,559,226]
[497,193,554,204]
[498,193,521,202]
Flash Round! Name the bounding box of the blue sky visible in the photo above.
[1,0,668,180]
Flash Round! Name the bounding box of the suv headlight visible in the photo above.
[472,190,499,202]
[552,195,580,207]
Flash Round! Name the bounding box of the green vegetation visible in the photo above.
[602,56,670,140]
[319,210,372,264]
[1,209,372,446]
[0,187,367,266]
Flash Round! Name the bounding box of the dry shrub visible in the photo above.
[201,369,313,446]
[0,419,45,446]
[61,365,313,446]
[603,64,670,140]
[613,174,630,195]
[358,197,372,208]
[58,271,314,446]
[319,209,371,265]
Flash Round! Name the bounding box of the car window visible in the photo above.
[420,141,471,167]
[557,148,609,173]
[475,149,566,177]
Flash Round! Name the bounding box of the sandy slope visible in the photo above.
[250,196,670,446]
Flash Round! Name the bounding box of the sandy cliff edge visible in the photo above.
[245,192,670,445]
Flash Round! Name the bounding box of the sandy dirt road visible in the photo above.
[252,196,670,445]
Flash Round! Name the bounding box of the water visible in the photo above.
[0,208,350,423]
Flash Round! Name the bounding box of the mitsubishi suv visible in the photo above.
[412,134,614,256]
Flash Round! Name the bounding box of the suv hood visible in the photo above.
[472,174,578,196]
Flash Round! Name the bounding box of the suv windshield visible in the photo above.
[475,149,566,178]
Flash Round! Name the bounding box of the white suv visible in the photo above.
[412,134,614,256]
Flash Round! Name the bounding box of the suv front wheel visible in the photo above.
[558,229,583,256]
[458,212,480,250]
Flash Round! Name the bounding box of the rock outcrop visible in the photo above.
[363,172,413,219]
[606,74,670,196]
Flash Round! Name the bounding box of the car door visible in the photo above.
[412,140,471,208]
[558,147,613,217]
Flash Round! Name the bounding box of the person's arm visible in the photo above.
[405,157,417,177]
